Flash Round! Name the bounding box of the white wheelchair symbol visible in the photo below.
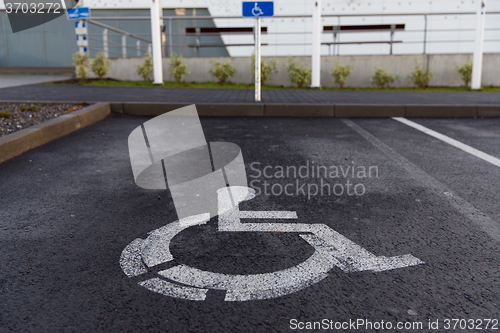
[121,105,424,302]
[120,186,424,302]
[252,2,264,16]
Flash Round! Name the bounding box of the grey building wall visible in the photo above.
[0,11,78,66]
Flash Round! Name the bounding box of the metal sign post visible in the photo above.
[66,2,90,55]
[471,0,486,90]
[74,19,88,54]
[243,2,274,102]
[254,17,261,102]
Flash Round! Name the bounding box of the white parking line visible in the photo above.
[342,119,500,243]
[393,117,500,168]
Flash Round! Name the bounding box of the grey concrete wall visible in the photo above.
[95,54,500,87]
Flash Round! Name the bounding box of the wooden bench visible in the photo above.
[186,27,268,55]
[323,24,405,55]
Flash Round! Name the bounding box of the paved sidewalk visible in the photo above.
[0,75,71,89]
[0,83,499,104]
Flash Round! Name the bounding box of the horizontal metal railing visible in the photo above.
[84,11,500,58]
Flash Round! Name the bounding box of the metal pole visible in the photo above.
[161,27,167,56]
[337,15,340,56]
[137,40,141,57]
[122,35,127,58]
[423,14,427,54]
[103,29,109,58]
[195,27,201,57]
[83,20,88,54]
[471,0,486,90]
[311,0,321,88]
[168,18,173,57]
[255,17,261,102]
[390,24,395,55]
[76,19,88,54]
[150,0,163,84]
[333,30,337,56]
[77,20,82,54]
[159,10,164,57]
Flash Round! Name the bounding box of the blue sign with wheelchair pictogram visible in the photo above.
[67,7,90,20]
[242,2,274,17]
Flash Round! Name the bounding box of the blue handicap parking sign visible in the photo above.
[242,2,274,17]
[67,7,90,20]
[67,8,79,20]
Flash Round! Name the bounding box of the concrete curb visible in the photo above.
[119,102,265,117]
[198,103,264,116]
[2,101,499,118]
[109,102,500,118]
[405,105,477,118]
[0,102,111,164]
[335,104,405,117]
[265,104,333,117]
[477,105,500,118]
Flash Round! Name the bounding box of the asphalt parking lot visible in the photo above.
[1,114,499,332]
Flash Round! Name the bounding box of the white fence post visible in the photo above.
[122,35,127,58]
[136,40,141,57]
[311,0,321,88]
[471,0,486,90]
[150,0,163,84]
[254,17,261,102]
[103,29,109,58]
[423,15,428,54]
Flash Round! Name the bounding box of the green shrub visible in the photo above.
[371,66,400,89]
[331,61,354,88]
[284,57,311,88]
[408,59,434,88]
[136,52,154,81]
[168,52,190,82]
[72,52,88,80]
[90,52,110,79]
[209,60,237,84]
[457,57,473,87]
[250,54,278,84]
[20,105,38,112]
[0,110,12,118]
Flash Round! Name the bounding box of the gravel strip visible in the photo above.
[0,103,86,137]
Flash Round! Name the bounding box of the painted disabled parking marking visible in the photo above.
[120,186,424,302]
[121,105,423,302]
